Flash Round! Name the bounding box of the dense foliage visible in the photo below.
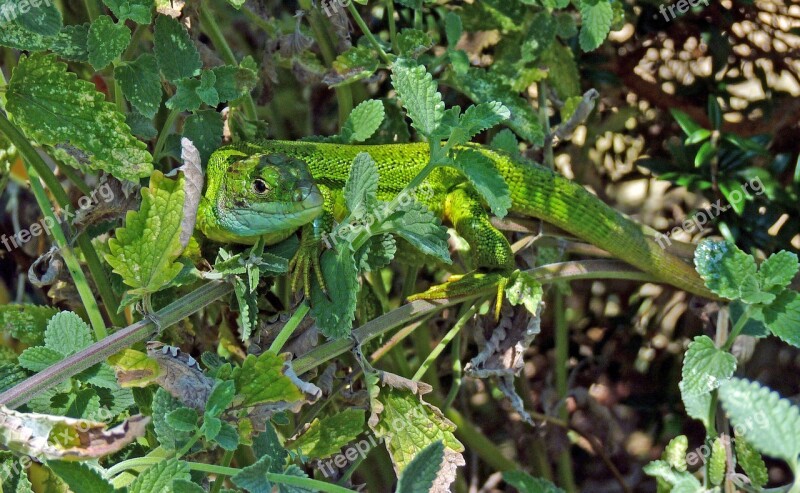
[0,0,798,492]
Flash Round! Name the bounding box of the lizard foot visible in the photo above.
[289,231,327,299]
[407,270,510,319]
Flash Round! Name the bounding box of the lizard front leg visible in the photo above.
[289,184,337,297]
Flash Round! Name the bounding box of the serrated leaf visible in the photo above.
[397,28,433,58]
[708,437,726,485]
[115,54,162,118]
[310,248,359,339]
[172,480,206,493]
[0,0,54,50]
[370,387,464,473]
[105,171,185,297]
[326,46,379,87]
[51,24,90,62]
[233,352,303,407]
[448,102,510,148]
[446,68,544,145]
[107,349,161,387]
[233,276,258,341]
[718,378,800,464]
[18,346,63,372]
[505,270,543,315]
[396,441,444,493]
[152,388,193,450]
[756,289,800,348]
[377,202,451,264]
[286,409,365,459]
[355,234,396,272]
[502,471,565,493]
[154,15,201,81]
[103,0,153,24]
[0,364,27,393]
[211,63,258,102]
[0,304,58,346]
[166,77,202,111]
[734,435,768,488]
[643,460,702,488]
[203,415,221,440]
[451,148,512,217]
[183,109,223,165]
[6,53,153,181]
[344,152,380,217]
[253,425,287,473]
[166,407,198,432]
[206,380,235,417]
[758,251,799,290]
[391,58,445,137]
[680,335,736,397]
[694,239,757,300]
[129,458,190,493]
[215,422,239,451]
[87,15,130,70]
[663,435,688,470]
[341,100,385,143]
[47,461,114,493]
[231,455,272,493]
[11,0,62,36]
[44,311,94,355]
[579,0,612,52]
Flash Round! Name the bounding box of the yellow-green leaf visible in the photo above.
[233,352,303,407]
[6,53,152,181]
[286,409,366,459]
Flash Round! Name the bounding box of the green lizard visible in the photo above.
[197,141,717,300]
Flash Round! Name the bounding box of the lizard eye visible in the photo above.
[252,178,270,195]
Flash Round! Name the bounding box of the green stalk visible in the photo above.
[346,3,392,64]
[268,302,310,353]
[153,107,181,162]
[210,450,235,493]
[83,0,100,21]
[0,281,233,408]
[412,302,479,381]
[0,111,124,326]
[554,291,577,492]
[722,305,752,352]
[385,0,398,54]
[199,0,259,121]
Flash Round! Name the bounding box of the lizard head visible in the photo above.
[209,152,323,237]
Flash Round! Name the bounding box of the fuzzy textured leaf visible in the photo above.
[391,58,445,137]
[579,0,613,52]
[233,352,303,407]
[87,16,131,70]
[680,335,736,397]
[286,409,365,459]
[154,15,202,81]
[115,54,162,118]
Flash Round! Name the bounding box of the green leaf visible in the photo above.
[579,0,613,52]
[128,458,190,493]
[446,68,544,145]
[445,13,462,47]
[679,335,736,397]
[670,109,703,136]
[183,109,223,165]
[391,58,445,137]
[13,0,62,36]
[718,378,800,464]
[0,304,58,345]
[505,270,544,315]
[253,424,287,473]
[371,387,464,473]
[115,54,162,119]
[206,380,235,417]
[231,455,272,493]
[355,234,396,272]
[694,239,757,300]
[51,24,90,62]
[286,409,365,459]
[87,15,131,70]
[154,15,202,82]
[502,471,566,493]
[0,364,31,393]
[310,248,359,339]
[166,407,198,432]
[103,0,153,24]
[397,29,433,58]
[233,352,303,406]
[18,346,63,372]
[152,388,194,450]
[215,422,239,451]
[447,101,511,148]
[756,289,800,348]
[758,251,799,291]
[643,460,702,488]
[105,171,185,297]
[734,435,768,488]
[686,128,711,145]
[396,441,444,493]
[694,141,715,167]
[662,435,688,470]
[377,202,451,264]
[197,70,219,106]
[707,96,722,130]
[341,100,385,143]
[166,77,202,112]
[708,437,726,485]
[210,63,258,102]
[233,276,258,341]
[47,461,114,493]
[344,152,380,217]
[6,53,153,181]
[327,46,380,87]
[172,480,206,493]
[203,416,221,440]
[450,148,512,217]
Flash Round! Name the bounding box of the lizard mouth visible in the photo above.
[223,186,324,235]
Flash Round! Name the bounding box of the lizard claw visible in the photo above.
[289,229,328,300]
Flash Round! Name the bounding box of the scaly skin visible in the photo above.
[199,140,717,299]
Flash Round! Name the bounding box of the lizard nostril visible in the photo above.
[294,190,304,202]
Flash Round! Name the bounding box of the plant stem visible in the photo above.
[210,449,235,493]
[83,0,100,21]
[0,281,233,408]
[346,3,392,64]
[199,0,258,121]
[0,111,124,325]
[722,305,752,351]
[385,0,398,54]
[268,302,310,353]
[153,107,181,162]
[412,302,479,381]
[24,165,107,339]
